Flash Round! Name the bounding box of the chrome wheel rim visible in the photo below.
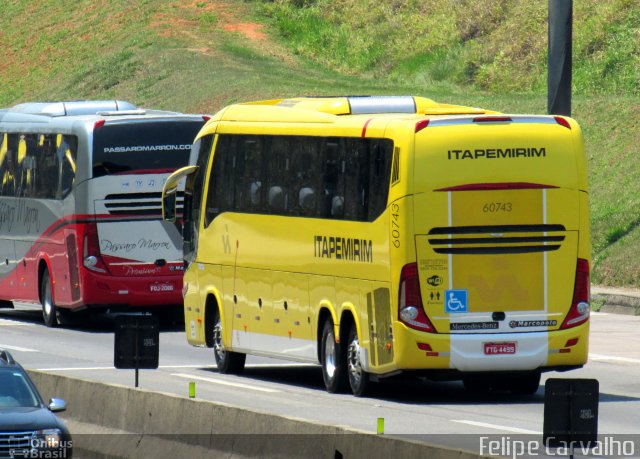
[347,334,362,386]
[213,317,226,361]
[43,279,52,317]
[324,334,336,378]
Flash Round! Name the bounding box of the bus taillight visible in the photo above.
[399,263,434,332]
[561,258,590,329]
[83,223,109,274]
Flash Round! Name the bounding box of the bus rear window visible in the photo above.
[92,121,202,178]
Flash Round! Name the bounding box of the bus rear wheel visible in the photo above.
[320,320,347,393]
[40,271,58,328]
[212,308,245,374]
[346,323,369,397]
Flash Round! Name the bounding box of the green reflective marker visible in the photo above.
[189,381,196,398]
[377,417,384,435]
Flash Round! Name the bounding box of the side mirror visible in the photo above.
[162,165,198,223]
[48,398,66,412]
[162,190,177,222]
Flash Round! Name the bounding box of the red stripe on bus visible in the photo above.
[435,182,559,192]
[361,118,373,137]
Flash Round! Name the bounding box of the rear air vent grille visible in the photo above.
[103,192,184,216]
[427,224,566,255]
[428,224,565,235]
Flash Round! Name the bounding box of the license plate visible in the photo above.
[150,283,174,292]
[484,342,516,355]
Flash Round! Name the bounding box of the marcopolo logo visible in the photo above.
[509,320,557,328]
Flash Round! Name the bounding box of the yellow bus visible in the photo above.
[163,96,591,396]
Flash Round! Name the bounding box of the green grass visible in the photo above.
[257,0,639,96]
[0,0,638,287]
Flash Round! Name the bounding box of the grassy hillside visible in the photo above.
[258,0,639,95]
[0,0,638,287]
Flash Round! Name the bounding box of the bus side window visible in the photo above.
[205,135,227,226]
[25,133,60,199]
[266,137,290,215]
[342,139,369,221]
[59,135,78,198]
[366,139,393,221]
[242,137,265,213]
[205,134,251,226]
[288,137,318,217]
[0,134,19,196]
[320,139,343,219]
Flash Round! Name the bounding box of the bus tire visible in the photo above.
[320,320,347,393]
[40,271,58,328]
[56,307,74,326]
[212,308,245,374]
[346,322,370,397]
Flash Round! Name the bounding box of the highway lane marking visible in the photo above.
[36,364,213,371]
[0,344,38,352]
[172,373,280,393]
[37,363,317,372]
[37,366,114,371]
[589,353,640,364]
[0,320,36,327]
[590,312,609,316]
[245,363,318,368]
[451,420,541,434]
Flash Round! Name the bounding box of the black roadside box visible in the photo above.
[114,314,159,386]
[544,378,599,447]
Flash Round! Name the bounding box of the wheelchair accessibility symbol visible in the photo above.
[445,289,468,313]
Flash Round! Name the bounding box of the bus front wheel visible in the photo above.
[212,308,245,374]
[320,320,347,393]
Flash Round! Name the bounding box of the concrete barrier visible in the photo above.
[28,371,487,459]
[592,286,640,316]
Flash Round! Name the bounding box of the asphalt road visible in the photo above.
[1,308,639,455]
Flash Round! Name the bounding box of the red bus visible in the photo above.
[0,100,206,326]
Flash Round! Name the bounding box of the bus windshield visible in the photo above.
[92,121,201,177]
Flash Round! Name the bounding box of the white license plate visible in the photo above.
[150,283,174,292]
[484,342,516,355]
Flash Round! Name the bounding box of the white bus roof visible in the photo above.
[0,100,205,127]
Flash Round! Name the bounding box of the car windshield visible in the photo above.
[0,370,39,408]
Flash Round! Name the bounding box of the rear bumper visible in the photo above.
[78,268,182,307]
[389,320,589,374]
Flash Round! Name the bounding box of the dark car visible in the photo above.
[0,350,72,458]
